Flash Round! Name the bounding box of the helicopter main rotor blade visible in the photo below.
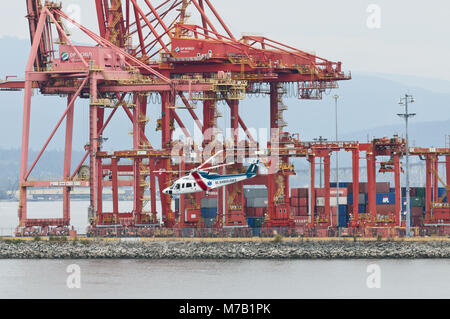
[153,170,190,174]
[198,150,224,170]
[201,162,235,171]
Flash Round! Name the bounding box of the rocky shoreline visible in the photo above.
[2,239,450,259]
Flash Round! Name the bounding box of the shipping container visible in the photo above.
[348,204,367,214]
[290,207,298,216]
[201,207,218,219]
[247,217,265,228]
[290,197,299,207]
[330,182,350,188]
[316,197,348,207]
[315,188,348,197]
[290,197,308,207]
[244,188,268,199]
[347,182,368,194]
[376,182,391,193]
[291,206,309,216]
[338,215,348,227]
[415,187,426,198]
[338,205,348,227]
[376,193,396,205]
[246,207,265,217]
[299,198,308,207]
[348,193,367,205]
[338,205,348,215]
[397,188,416,197]
[246,197,268,208]
[438,188,448,202]
[375,204,396,214]
[411,197,425,207]
[291,188,308,198]
[411,206,424,217]
[201,197,218,208]
[299,207,309,216]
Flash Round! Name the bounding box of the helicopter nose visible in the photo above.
[163,188,172,195]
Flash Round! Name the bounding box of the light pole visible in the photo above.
[313,136,328,188]
[333,95,340,227]
[398,94,416,237]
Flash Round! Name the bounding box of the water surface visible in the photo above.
[1,259,449,299]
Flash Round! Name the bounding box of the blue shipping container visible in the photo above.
[338,215,348,227]
[348,194,367,205]
[330,182,350,188]
[338,204,348,227]
[247,217,264,228]
[201,208,217,219]
[376,193,396,205]
[338,205,348,215]
[438,188,448,202]
[358,204,367,213]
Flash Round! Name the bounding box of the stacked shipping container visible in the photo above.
[290,188,309,226]
[244,188,267,234]
[241,182,446,232]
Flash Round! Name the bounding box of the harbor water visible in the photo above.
[1,201,450,299]
[1,259,450,298]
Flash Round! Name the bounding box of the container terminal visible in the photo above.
[0,0,448,239]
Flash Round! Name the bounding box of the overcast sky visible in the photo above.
[1,0,450,81]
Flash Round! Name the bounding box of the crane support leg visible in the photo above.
[426,156,432,213]
[434,156,439,203]
[352,149,359,224]
[63,93,74,225]
[18,8,48,228]
[309,156,315,226]
[394,153,401,226]
[367,152,377,223]
[89,73,99,215]
[179,159,186,225]
[111,157,119,222]
[324,154,330,226]
[96,157,103,224]
[447,155,450,203]
[149,158,157,222]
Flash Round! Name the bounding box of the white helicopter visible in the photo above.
[158,151,259,196]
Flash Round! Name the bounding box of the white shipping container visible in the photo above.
[316,197,347,207]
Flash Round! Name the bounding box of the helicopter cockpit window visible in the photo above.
[175,184,180,190]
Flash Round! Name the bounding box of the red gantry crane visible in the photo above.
[2,0,350,237]
[1,1,447,238]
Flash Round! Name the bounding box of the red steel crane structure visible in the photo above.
[10,0,349,236]
[6,1,448,237]
[410,148,450,228]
